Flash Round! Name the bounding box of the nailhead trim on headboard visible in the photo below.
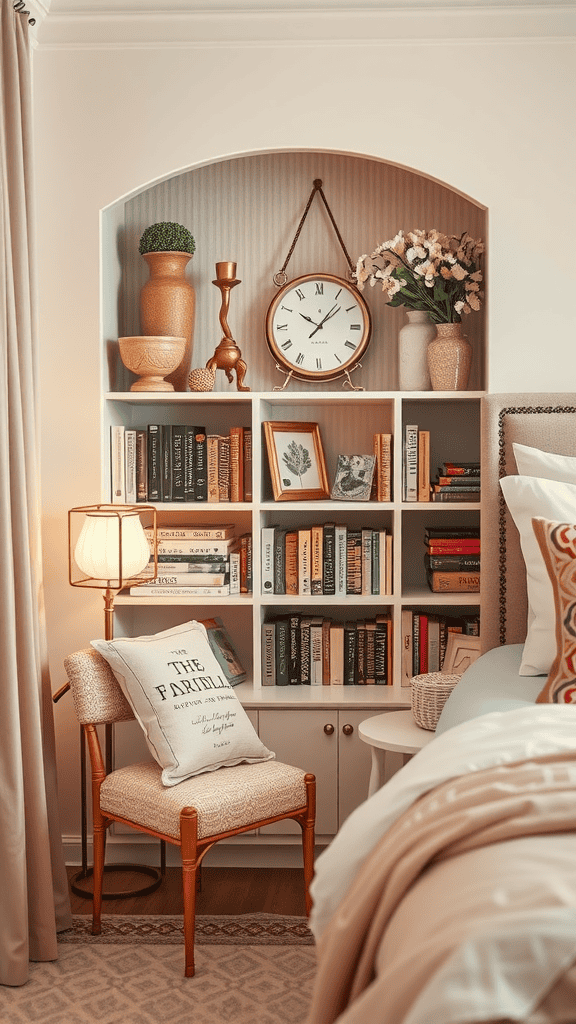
[496,404,576,646]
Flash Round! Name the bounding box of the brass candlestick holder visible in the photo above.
[205,261,250,391]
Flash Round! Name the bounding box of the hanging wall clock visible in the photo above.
[266,271,371,387]
[265,180,372,390]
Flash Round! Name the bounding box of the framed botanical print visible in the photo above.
[263,421,330,501]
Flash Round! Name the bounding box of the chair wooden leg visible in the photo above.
[302,774,316,917]
[92,818,106,935]
[180,807,199,978]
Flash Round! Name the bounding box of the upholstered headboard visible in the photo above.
[481,392,576,654]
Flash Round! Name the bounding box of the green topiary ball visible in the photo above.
[138,221,196,255]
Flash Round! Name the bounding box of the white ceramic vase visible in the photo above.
[398,310,435,391]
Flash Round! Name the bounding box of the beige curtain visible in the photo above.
[0,0,72,987]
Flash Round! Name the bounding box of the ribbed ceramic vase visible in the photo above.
[140,251,195,392]
[398,310,435,391]
[427,322,472,391]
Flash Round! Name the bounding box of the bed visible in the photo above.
[306,392,576,1024]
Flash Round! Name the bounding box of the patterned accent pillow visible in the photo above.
[91,621,274,786]
[532,517,576,704]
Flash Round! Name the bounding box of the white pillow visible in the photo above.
[91,621,273,786]
[499,475,576,676]
[513,442,576,484]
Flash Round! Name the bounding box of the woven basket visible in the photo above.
[410,672,461,731]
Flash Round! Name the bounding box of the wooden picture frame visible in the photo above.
[263,421,330,501]
[442,633,481,675]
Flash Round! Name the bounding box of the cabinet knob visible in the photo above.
[323,723,335,735]
[342,724,354,736]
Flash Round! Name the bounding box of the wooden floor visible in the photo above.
[67,864,307,916]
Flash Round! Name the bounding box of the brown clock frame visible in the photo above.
[265,273,372,384]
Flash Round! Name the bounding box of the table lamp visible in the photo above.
[55,503,164,899]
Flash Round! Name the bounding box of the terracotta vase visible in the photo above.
[427,322,472,391]
[140,251,195,391]
[398,310,434,391]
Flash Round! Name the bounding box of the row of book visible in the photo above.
[424,525,480,593]
[110,424,251,505]
[262,614,393,686]
[401,609,480,684]
[261,523,393,597]
[128,523,253,595]
[402,423,480,503]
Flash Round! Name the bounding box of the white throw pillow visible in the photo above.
[91,621,273,786]
[500,475,576,676]
[513,442,576,484]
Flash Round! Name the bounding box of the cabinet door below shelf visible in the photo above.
[257,709,338,837]
[338,710,403,826]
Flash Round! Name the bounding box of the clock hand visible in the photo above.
[299,312,322,327]
[308,304,340,338]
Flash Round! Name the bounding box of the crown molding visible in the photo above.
[34,1,576,48]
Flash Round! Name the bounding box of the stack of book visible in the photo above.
[401,609,480,684]
[424,525,480,593]
[110,423,251,504]
[431,461,480,503]
[261,614,393,686]
[129,523,253,596]
[261,523,393,597]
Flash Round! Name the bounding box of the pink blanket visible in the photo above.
[307,751,576,1024]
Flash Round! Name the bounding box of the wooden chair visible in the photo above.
[64,647,316,977]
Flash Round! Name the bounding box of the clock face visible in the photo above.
[266,273,371,382]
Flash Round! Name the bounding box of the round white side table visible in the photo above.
[359,710,435,797]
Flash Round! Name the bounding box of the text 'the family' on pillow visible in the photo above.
[91,621,274,786]
[499,474,576,676]
[532,517,576,705]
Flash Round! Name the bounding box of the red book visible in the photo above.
[419,614,428,673]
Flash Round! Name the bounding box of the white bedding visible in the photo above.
[309,703,576,1024]
[310,703,576,941]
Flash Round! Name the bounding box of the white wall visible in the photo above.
[32,4,576,856]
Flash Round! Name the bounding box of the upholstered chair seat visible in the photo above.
[100,759,310,841]
[64,646,316,977]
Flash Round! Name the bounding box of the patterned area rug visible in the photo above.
[0,943,317,1024]
[59,912,314,945]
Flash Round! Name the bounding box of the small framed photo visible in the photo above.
[331,454,376,502]
[442,634,481,675]
[263,421,330,501]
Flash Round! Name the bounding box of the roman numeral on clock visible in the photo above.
[350,324,361,330]
[315,283,323,295]
[345,340,357,350]
[295,288,305,301]
[296,352,305,365]
[316,358,322,369]
[281,339,293,350]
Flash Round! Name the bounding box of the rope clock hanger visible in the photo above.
[265,179,372,391]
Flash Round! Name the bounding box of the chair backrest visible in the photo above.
[64,648,135,726]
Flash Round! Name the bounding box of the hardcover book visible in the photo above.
[124,428,137,505]
[147,424,162,502]
[171,424,186,501]
[274,616,290,686]
[110,424,125,503]
[404,424,418,502]
[311,525,323,595]
[202,616,247,686]
[322,523,336,595]
[285,531,299,596]
[329,622,344,685]
[261,621,276,686]
[136,428,148,502]
[428,571,480,593]
[193,427,208,502]
[229,425,244,503]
